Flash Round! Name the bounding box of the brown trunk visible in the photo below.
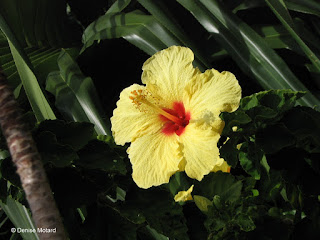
[0,68,67,240]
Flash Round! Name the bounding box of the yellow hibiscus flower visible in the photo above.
[111,46,241,189]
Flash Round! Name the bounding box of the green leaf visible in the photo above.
[0,14,56,120]
[107,0,131,14]
[76,140,127,175]
[1,158,21,188]
[239,143,263,180]
[0,179,7,202]
[0,0,81,98]
[282,106,320,153]
[144,225,169,240]
[259,171,283,201]
[47,168,99,209]
[124,188,189,240]
[219,137,240,168]
[81,10,181,56]
[0,0,80,48]
[253,24,304,54]
[266,0,320,73]
[221,90,305,139]
[233,0,320,20]
[285,0,320,17]
[193,195,213,213]
[137,0,209,70]
[177,0,320,107]
[7,39,56,121]
[256,123,295,154]
[46,49,110,136]
[36,120,95,151]
[0,30,67,98]
[235,214,256,232]
[240,89,305,121]
[32,120,96,167]
[167,172,191,197]
[0,197,39,240]
[196,172,242,203]
[221,110,251,135]
[35,131,78,167]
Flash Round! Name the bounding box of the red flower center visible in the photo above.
[159,102,191,136]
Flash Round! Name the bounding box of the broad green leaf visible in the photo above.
[76,140,127,175]
[0,12,30,63]
[0,30,62,97]
[1,12,56,121]
[233,0,320,17]
[137,0,209,70]
[47,168,99,209]
[193,195,213,213]
[8,40,56,121]
[239,143,267,179]
[0,0,81,98]
[253,25,304,54]
[168,172,191,197]
[235,214,256,232]
[81,10,181,56]
[282,106,320,153]
[145,225,169,240]
[0,197,39,240]
[254,21,320,60]
[0,0,80,48]
[266,0,320,73]
[33,120,96,168]
[46,49,110,136]
[0,179,7,202]
[1,157,21,188]
[240,89,305,119]
[256,123,295,154]
[36,120,95,151]
[286,0,320,17]
[35,131,78,167]
[124,188,189,240]
[293,19,320,56]
[233,0,265,13]
[221,110,251,135]
[177,0,320,107]
[221,90,305,136]
[196,172,242,203]
[107,0,131,14]
[219,137,241,168]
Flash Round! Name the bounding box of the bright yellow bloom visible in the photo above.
[174,185,194,202]
[111,46,241,189]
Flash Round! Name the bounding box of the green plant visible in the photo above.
[0,0,319,239]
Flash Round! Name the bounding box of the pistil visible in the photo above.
[130,90,181,124]
[130,90,190,136]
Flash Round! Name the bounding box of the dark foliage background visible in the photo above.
[0,0,320,239]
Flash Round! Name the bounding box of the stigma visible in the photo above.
[129,90,190,136]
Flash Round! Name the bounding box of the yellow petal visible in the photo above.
[184,68,241,120]
[128,133,181,189]
[174,185,194,202]
[141,46,196,103]
[212,159,231,173]
[111,84,163,145]
[179,122,222,181]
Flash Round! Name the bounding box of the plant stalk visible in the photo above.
[0,68,67,240]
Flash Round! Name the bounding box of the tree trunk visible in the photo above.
[0,68,67,240]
